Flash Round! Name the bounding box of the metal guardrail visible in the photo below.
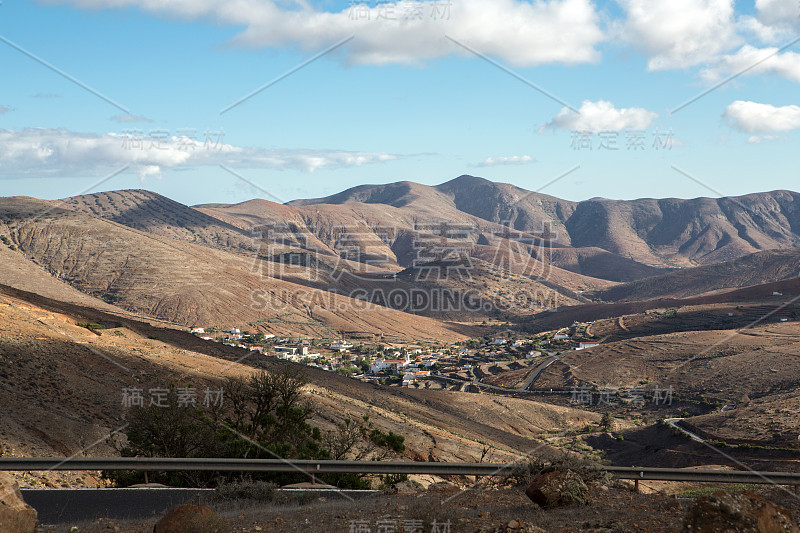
[2,458,800,485]
[0,458,510,476]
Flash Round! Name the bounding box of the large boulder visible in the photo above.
[525,469,590,509]
[683,491,799,533]
[153,504,222,533]
[0,473,37,533]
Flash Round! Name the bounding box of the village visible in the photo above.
[187,321,601,390]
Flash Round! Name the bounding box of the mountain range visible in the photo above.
[0,175,797,337]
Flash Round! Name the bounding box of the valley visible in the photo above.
[2,176,800,494]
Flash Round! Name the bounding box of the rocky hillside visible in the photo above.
[287,176,800,268]
[0,198,471,341]
[590,248,800,302]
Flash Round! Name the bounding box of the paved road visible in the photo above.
[520,355,561,391]
[665,418,706,442]
[22,487,376,525]
[22,488,212,525]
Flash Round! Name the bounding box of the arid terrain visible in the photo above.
[3,178,800,531]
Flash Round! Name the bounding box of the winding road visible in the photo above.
[665,418,706,442]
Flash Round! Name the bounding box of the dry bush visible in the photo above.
[491,452,611,488]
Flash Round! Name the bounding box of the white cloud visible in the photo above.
[41,0,605,67]
[0,128,398,180]
[543,100,658,132]
[477,155,535,167]
[747,134,779,144]
[110,114,153,123]
[755,0,799,29]
[616,0,739,70]
[723,100,800,133]
[737,16,785,44]
[0,106,10,114]
[701,45,800,84]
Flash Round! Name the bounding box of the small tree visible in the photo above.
[600,412,615,432]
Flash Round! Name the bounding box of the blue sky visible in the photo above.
[1,0,799,205]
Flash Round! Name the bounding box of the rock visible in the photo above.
[393,480,424,494]
[683,491,799,533]
[476,519,547,532]
[525,469,591,509]
[0,472,37,533]
[282,481,337,489]
[153,504,221,533]
[426,481,460,493]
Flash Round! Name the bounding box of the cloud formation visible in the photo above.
[476,155,535,167]
[701,45,800,84]
[41,0,605,67]
[110,114,153,123]
[616,0,739,70]
[723,100,800,133]
[0,128,398,181]
[544,100,658,132]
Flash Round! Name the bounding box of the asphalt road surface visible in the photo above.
[22,487,213,525]
[22,487,378,525]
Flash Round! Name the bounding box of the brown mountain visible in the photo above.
[0,197,471,341]
[3,176,798,334]
[590,248,800,303]
[59,189,257,254]
[288,176,800,269]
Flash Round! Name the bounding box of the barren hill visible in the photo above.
[0,197,471,341]
[590,248,800,302]
[199,187,636,290]
[0,284,597,487]
[60,189,257,254]
[286,176,800,269]
[564,192,800,267]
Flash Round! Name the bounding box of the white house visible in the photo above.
[329,341,354,352]
[553,334,570,340]
[577,342,601,350]
[191,327,205,334]
[370,359,406,374]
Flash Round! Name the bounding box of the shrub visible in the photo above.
[600,412,615,432]
[214,479,278,501]
[106,368,405,490]
[77,322,107,332]
[369,429,405,452]
[496,452,611,488]
[378,473,409,492]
